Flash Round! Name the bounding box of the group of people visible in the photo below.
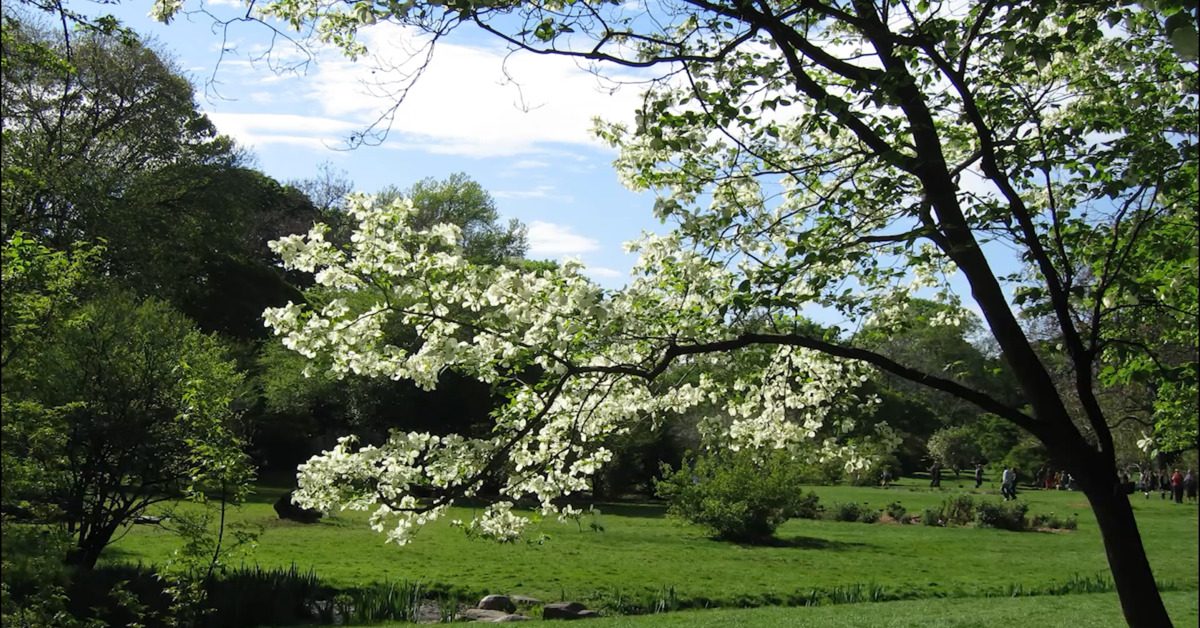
[1137,468,1197,504]
[1033,466,1075,490]
[919,462,1197,506]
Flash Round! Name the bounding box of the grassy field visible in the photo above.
[380,591,1197,627]
[105,477,1198,622]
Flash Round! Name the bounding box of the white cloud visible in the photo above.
[247,91,275,105]
[296,23,645,157]
[493,185,572,202]
[527,221,600,256]
[205,112,359,150]
[511,159,551,170]
[583,266,622,280]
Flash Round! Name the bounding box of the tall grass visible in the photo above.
[87,562,470,627]
[207,563,325,627]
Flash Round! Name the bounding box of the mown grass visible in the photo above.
[376,590,1196,628]
[105,477,1198,615]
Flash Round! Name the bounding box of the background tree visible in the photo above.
[3,9,301,621]
[856,299,1021,472]
[926,426,983,477]
[1,12,236,245]
[376,173,527,263]
[3,291,250,569]
[1,234,100,626]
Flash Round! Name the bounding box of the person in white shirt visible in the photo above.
[1001,467,1016,501]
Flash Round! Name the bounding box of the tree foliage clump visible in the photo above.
[656,448,820,542]
[1,14,235,246]
[926,426,982,475]
[3,288,251,569]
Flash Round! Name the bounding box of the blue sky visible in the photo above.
[68,0,1022,326]
[91,1,665,287]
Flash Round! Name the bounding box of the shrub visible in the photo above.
[1031,512,1078,530]
[656,448,817,542]
[831,502,863,522]
[858,508,881,524]
[921,508,942,526]
[793,490,822,520]
[975,501,1029,531]
[940,495,977,526]
[884,501,907,521]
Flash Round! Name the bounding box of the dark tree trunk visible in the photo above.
[65,541,104,570]
[1078,465,1174,628]
[66,521,119,570]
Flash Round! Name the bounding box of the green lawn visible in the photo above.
[395,591,1197,627]
[105,478,1199,620]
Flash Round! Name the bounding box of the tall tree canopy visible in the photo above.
[0,13,235,245]
[377,173,528,263]
[158,0,1196,625]
[2,10,323,340]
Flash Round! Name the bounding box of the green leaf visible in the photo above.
[1165,13,1199,60]
[534,19,556,42]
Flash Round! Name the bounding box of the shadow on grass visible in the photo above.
[100,545,140,562]
[736,535,870,550]
[243,484,292,505]
[590,502,669,519]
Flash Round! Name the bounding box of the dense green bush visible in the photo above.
[940,495,977,526]
[1031,513,1078,530]
[831,502,864,522]
[975,501,1029,531]
[656,448,817,542]
[885,501,907,521]
[792,490,822,520]
[1,525,81,627]
[828,502,880,523]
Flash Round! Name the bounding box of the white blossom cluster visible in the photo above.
[266,193,881,545]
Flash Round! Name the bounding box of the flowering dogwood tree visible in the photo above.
[158,0,1198,625]
[265,194,882,544]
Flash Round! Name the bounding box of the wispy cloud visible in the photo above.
[205,112,359,150]
[527,221,600,256]
[293,23,644,157]
[511,159,551,170]
[493,185,572,202]
[583,266,622,280]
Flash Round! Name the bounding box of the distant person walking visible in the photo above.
[974,464,984,489]
[1171,469,1184,504]
[1185,470,1196,504]
[1141,469,1153,499]
[1001,467,1016,501]
[930,462,942,488]
[1159,470,1170,500]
